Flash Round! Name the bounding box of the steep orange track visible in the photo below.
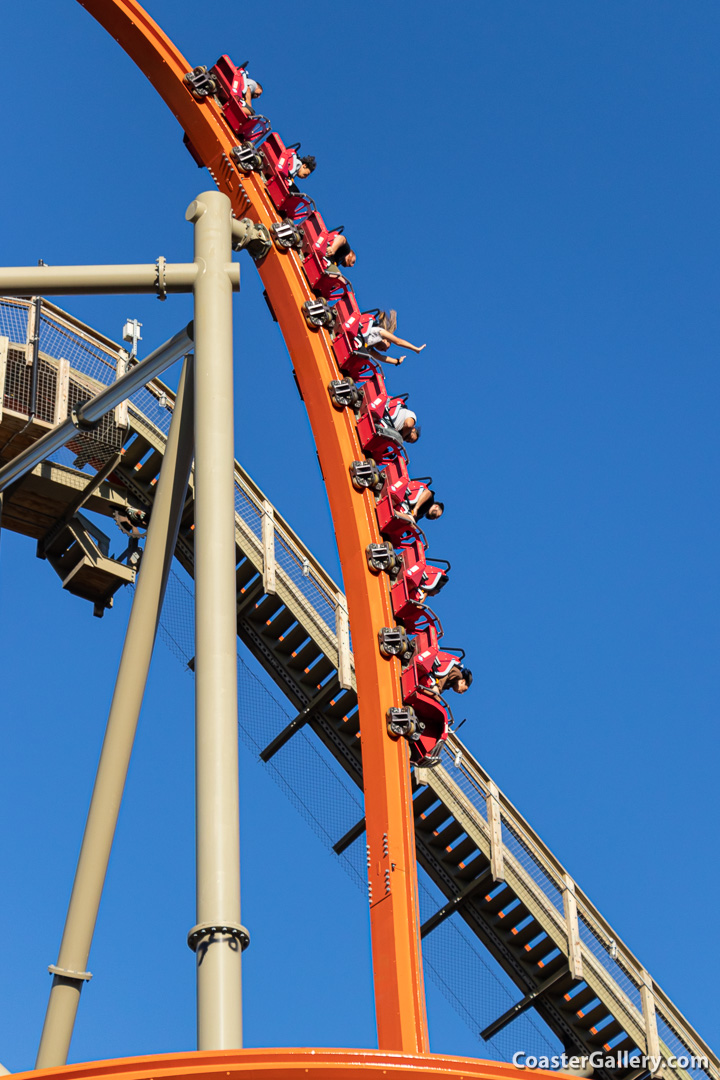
[75,0,428,1053]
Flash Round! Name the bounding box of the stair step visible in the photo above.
[277,625,309,654]
[562,985,597,1013]
[537,950,566,977]
[288,641,322,671]
[508,919,542,948]
[543,971,576,1000]
[263,608,296,640]
[588,1019,624,1047]
[480,885,514,915]
[120,436,151,469]
[417,803,454,834]
[575,1001,608,1029]
[324,690,358,718]
[429,819,465,849]
[250,594,284,624]
[608,1036,640,1058]
[413,787,439,817]
[339,712,360,737]
[456,852,489,879]
[523,935,552,963]
[236,558,259,589]
[496,900,530,928]
[134,449,164,485]
[301,655,335,686]
[441,835,479,866]
[236,579,264,615]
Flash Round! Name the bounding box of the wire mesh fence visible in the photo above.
[656,1010,714,1080]
[577,910,643,1013]
[0,297,29,345]
[500,817,565,914]
[39,311,117,387]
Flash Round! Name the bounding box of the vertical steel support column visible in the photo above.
[185,192,245,1050]
[35,357,195,1069]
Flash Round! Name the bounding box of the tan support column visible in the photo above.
[35,356,195,1069]
[185,192,246,1051]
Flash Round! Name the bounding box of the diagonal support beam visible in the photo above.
[333,815,366,855]
[35,355,195,1068]
[260,679,342,762]
[420,867,493,938]
[480,968,570,1042]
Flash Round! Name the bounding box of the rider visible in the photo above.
[326,232,357,269]
[355,310,425,367]
[240,70,263,111]
[387,398,421,443]
[286,152,317,186]
[404,482,444,521]
[425,656,472,697]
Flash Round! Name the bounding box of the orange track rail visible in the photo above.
[75,0,428,1053]
[16,1048,546,1080]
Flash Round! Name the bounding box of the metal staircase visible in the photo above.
[1,295,717,1080]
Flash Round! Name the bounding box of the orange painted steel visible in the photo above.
[15,1049,567,1080]
[74,0,428,1054]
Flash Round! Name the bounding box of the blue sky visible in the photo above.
[1,0,719,1071]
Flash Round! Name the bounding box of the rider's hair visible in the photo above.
[378,309,398,334]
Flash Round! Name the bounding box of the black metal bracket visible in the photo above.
[333,815,366,855]
[420,867,493,938]
[260,679,340,762]
[187,921,249,952]
[480,967,570,1041]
